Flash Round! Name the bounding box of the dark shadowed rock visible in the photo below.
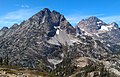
[1,26,8,31]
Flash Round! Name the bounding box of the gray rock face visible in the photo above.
[97,29,120,52]
[77,16,120,53]
[0,8,76,68]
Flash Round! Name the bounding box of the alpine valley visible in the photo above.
[0,8,120,77]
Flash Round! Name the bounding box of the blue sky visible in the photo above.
[0,0,120,29]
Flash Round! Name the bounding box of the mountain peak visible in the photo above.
[1,26,8,31]
[52,10,60,14]
[110,22,119,28]
[87,16,100,21]
[31,8,51,19]
[42,8,51,12]
[41,8,51,16]
[77,16,106,33]
[86,16,106,25]
[80,16,106,25]
[9,8,75,38]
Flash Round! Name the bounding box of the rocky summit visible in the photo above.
[0,8,120,77]
[76,16,120,53]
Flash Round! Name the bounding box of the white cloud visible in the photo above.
[100,16,120,24]
[16,4,30,8]
[0,8,39,29]
[21,5,29,8]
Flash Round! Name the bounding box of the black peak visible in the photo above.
[42,8,51,12]
[43,8,49,10]
[35,8,51,16]
[111,22,118,25]
[84,16,106,25]
[87,16,100,21]
[52,10,60,14]
[111,22,119,28]
[30,8,51,21]
[33,8,61,18]
[88,16,98,19]
[41,8,62,15]
[80,16,104,23]
[1,26,8,31]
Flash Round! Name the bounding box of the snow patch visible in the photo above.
[100,26,109,31]
[54,26,61,35]
[54,25,60,29]
[76,33,81,37]
[97,21,102,26]
[56,29,60,35]
[61,53,64,58]
[107,44,111,47]
[94,41,97,48]
[48,58,63,65]
[70,38,82,44]
[100,25,117,31]
[47,53,64,68]
[41,16,46,24]
[48,58,63,68]
[36,42,42,44]
[97,21,102,24]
